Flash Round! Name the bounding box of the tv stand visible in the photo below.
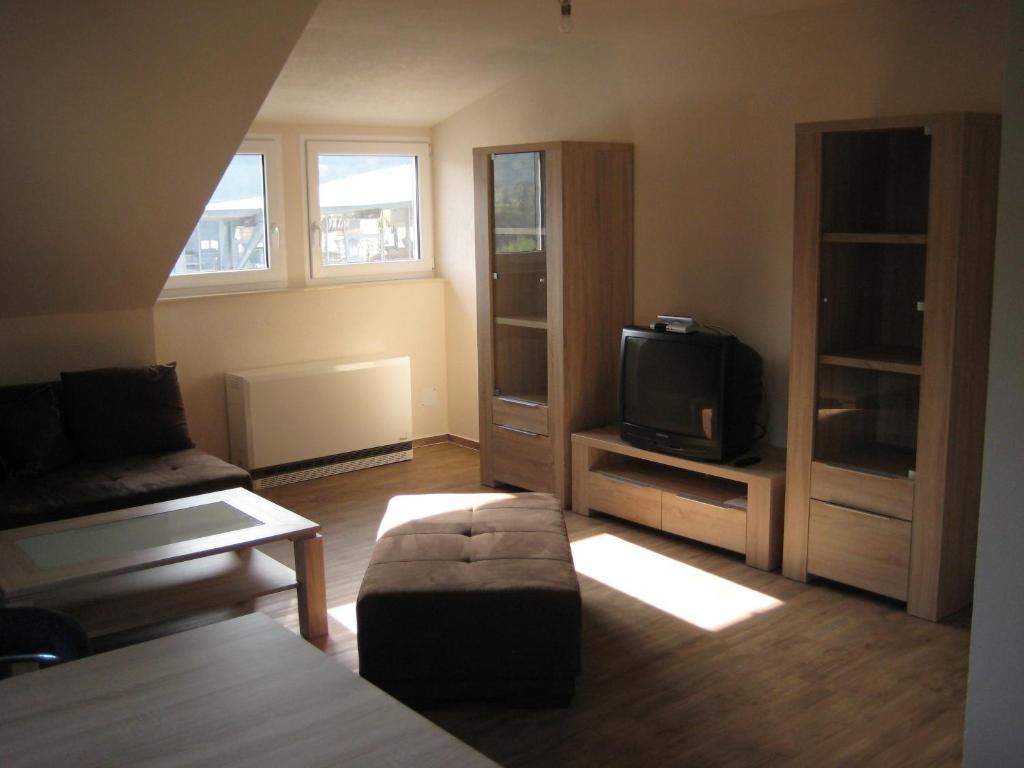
[571,426,786,571]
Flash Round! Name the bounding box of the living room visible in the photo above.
[1,0,1021,765]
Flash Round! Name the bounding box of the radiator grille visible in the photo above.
[251,442,413,489]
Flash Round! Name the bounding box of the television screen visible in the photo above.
[621,336,722,440]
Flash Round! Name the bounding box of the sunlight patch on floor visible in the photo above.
[570,533,783,631]
[328,602,358,634]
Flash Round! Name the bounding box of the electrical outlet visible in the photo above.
[420,386,438,407]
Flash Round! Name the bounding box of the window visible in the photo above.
[162,137,286,297]
[305,139,433,282]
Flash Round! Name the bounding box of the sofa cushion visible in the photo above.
[0,448,252,529]
[61,363,194,461]
[0,384,75,477]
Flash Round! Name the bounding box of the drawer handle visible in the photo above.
[821,460,906,481]
[671,490,734,509]
[498,425,541,437]
[820,500,895,522]
[498,397,542,408]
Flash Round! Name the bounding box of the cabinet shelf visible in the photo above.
[572,428,787,571]
[495,316,548,330]
[494,251,547,273]
[816,443,917,479]
[822,232,927,245]
[495,392,548,407]
[819,350,922,375]
[478,141,634,507]
[787,113,1001,621]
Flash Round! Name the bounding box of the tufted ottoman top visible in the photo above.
[362,492,576,594]
[356,492,581,704]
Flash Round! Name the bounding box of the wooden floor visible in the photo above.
[258,443,971,768]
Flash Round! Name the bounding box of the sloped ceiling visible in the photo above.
[257,0,853,127]
[0,0,319,318]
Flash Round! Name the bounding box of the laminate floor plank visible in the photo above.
[256,443,969,768]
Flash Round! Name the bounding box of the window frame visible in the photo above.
[161,136,287,298]
[303,138,434,284]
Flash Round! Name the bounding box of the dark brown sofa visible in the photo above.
[357,492,582,707]
[0,365,251,530]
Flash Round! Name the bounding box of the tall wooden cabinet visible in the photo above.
[782,113,1001,621]
[475,142,634,508]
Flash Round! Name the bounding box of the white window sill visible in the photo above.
[156,276,445,304]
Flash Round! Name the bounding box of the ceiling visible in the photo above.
[256,0,854,128]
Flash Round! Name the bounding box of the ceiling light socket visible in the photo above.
[559,0,574,34]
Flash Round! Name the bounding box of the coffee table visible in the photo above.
[0,612,498,767]
[0,488,328,641]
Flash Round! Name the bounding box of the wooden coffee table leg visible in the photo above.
[293,534,328,640]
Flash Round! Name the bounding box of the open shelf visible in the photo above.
[595,458,747,508]
[495,316,548,330]
[35,550,296,639]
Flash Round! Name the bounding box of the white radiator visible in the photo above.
[225,355,412,489]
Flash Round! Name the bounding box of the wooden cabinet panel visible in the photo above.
[784,114,1000,619]
[810,461,914,520]
[491,425,554,494]
[587,469,661,529]
[662,493,746,555]
[807,500,911,601]
[476,142,634,508]
[492,397,549,436]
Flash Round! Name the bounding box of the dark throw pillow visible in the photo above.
[0,385,75,476]
[60,363,194,461]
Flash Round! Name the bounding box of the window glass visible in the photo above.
[172,154,268,275]
[161,136,285,298]
[315,154,418,266]
[305,139,433,282]
[493,152,544,254]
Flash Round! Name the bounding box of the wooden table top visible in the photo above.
[0,613,498,767]
[0,488,319,600]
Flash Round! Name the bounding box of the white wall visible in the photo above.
[154,281,449,460]
[432,0,1007,443]
[963,1,1024,761]
[0,310,155,385]
[0,0,317,318]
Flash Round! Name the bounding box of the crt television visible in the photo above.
[619,326,763,461]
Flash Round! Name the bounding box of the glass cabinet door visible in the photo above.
[813,129,931,479]
[491,151,548,404]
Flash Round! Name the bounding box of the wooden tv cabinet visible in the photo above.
[571,427,786,571]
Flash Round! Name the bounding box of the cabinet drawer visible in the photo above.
[807,500,911,601]
[492,396,548,436]
[810,461,914,520]
[491,425,554,494]
[662,493,746,555]
[587,469,662,529]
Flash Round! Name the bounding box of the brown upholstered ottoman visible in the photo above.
[356,492,581,707]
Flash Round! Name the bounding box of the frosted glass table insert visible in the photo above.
[16,502,262,569]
